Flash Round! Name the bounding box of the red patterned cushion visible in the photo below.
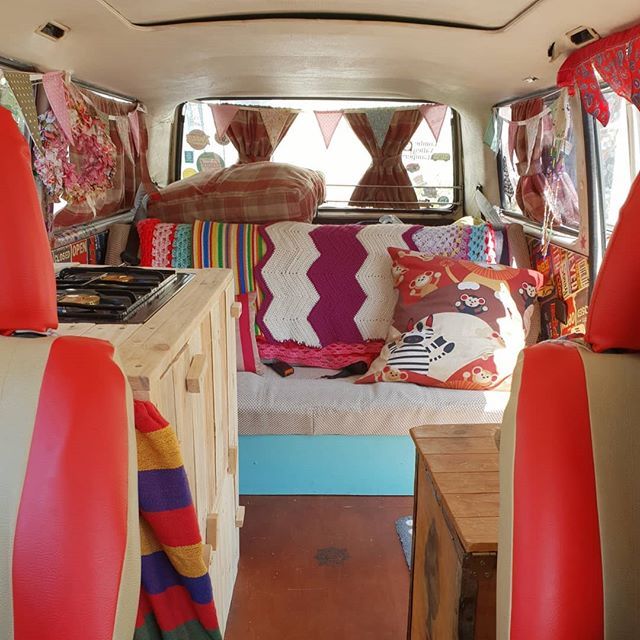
[358,250,543,390]
[235,293,263,374]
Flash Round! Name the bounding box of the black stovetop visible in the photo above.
[56,266,193,324]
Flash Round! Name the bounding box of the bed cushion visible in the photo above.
[146,162,325,224]
[238,366,510,436]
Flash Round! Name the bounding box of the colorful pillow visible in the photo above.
[357,250,543,390]
[137,219,193,268]
[235,293,263,374]
[255,222,421,347]
[412,222,497,264]
[193,220,266,298]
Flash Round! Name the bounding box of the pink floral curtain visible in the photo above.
[227,109,297,163]
[511,98,579,227]
[346,109,422,209]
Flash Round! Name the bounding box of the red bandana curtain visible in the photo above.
[345,108,422,209]
[226,109,297,163]
[557,23,640,126]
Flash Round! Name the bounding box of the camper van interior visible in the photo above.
[1,2,639,639]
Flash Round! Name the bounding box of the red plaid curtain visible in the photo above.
[227,109,297,163]
[346,109,422,209]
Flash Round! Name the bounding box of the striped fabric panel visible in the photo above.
[134,400,221,640]
[193,220,267,308]
[235,292,263,374]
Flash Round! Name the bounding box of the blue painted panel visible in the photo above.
[239,435,415,495]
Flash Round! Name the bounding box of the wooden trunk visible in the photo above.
[57,269,240,633]
[408,425,499,640]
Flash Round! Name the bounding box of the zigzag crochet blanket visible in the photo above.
[134,401,221,640]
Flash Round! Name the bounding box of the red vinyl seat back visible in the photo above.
[0,107,139,639]
[586,171,640,352]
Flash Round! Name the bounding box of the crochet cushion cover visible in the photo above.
[137,219,193,268]
[236,292,263,374]
[358,250,543,390]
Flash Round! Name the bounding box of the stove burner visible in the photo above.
[56,266,193,324]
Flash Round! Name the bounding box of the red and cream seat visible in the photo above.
[497,174,640,638]
[0,107,140,639]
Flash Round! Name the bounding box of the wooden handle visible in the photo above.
[228,446,238,476]
[205,513,218,550]
[230,301,242,319]
[186,354,206,393]
[235,506,246,528]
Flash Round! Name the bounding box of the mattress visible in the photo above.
[238,367,510,436]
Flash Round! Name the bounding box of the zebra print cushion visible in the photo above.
[357,250,543,390]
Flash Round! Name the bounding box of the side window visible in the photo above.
[590,88,640,236]
[496,90,580,233]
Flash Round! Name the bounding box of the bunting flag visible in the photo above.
[483,110,502,154]
[115,115,134,163]
[210,103,239,139]
[2,71,44,153]
[128,109,141,156]
[314,110,343,148]
[260,108,291,148]
[42,71,73,143]
[419,104,449,143]
[365,108,396,149]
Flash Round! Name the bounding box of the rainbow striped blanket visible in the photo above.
[133,401,222,640]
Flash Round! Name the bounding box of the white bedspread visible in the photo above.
[238,367,510,436]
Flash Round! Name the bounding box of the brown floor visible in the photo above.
[224,495,413,640]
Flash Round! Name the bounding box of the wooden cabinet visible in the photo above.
[408,424,500,640]
[57,270,241,633]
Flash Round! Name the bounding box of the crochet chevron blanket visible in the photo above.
[134,401,221,640]
[255,222,421,347]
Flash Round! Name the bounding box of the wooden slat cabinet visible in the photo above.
[57,270,241,634]
[408,424,500,640]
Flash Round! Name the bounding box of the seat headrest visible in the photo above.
[0,107,57,334]
[586,171,640,352]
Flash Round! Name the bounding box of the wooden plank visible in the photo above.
[454,517,499,553]
[54,322,95,337]
[416,436,498,455]
[412,423,499,441]
[426,452,499,473]
[434,471,499,494]
[410,461,461,639]
[446,493,500,520]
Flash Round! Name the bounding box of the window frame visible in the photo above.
[173,96,464,221]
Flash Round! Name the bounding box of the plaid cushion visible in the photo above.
[147,162,325,224]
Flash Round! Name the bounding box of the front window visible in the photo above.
[177,99,459,215]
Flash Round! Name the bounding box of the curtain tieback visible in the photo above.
[516,159,543,177]
[371,154,403,169]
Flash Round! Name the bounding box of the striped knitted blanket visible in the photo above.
[134,401,221,640]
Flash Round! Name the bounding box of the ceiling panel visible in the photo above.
[103,0,537,29]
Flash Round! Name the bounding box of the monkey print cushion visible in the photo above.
[357,249,543,390]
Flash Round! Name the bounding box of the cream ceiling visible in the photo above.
[1,1,639,117]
